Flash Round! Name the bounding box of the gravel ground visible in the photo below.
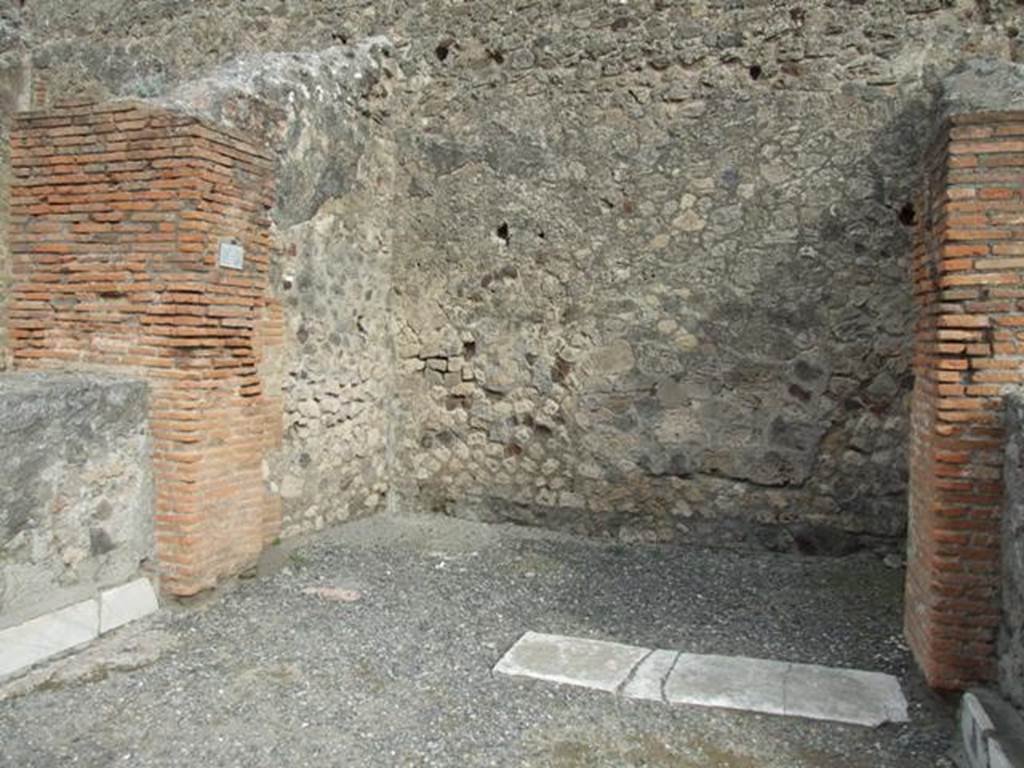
[0,515,957,767]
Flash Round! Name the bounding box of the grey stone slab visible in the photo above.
[664,653,789,716]
[989,739,1013,768]
[959,689,1024,768]
[99,578,159,634]
[0,599,99,680]
[493,631,650,692]
[621,649,679,702]
[783,661,909,727]
[961,692,996,768]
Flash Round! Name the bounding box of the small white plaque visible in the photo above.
[218,241,245,270]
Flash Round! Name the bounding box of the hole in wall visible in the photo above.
[435,41,452,62]
[463,341,477,360]
[898,201,917,227]
[749,64,763,80]
[487,48,505,64]
[496,222,510,245]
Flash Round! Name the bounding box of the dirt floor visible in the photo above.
[0,515,958,767]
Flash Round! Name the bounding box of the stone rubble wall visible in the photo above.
[0,373,152,631]
[387,2,1021,547]
[4,0,1023,549]
[162,42,398,537]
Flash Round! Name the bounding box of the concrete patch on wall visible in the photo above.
[0,373,153,630]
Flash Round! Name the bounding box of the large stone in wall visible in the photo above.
[0,373,152,629]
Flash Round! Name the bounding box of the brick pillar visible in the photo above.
[907,110,1024,689]
[7,100,283,595]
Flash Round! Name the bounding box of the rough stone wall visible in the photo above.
[388,2,1020,546]
[0,373,151,631]
[163,43,398,536]
[1004,392,1024,709]
[6,0,1024,548]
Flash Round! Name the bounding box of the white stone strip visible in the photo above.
[621,649,680,702]
[666,653,790,717]
[494,633,909,727]
[0,599,99,679]
[0,578,160,680]
[493,631,651,692]
[781,660,908,727]
[99,578,159,634]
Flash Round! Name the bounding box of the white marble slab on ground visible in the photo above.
[0,599,99,679]
[99,578,159,634]
[493,631,651,692]
[784,661,908,727]
[665,653,790,717]
[493,632,910,728]
[622,649,679,701]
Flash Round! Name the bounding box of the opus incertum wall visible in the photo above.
[907,110,1024,690]
[7,100,283,595]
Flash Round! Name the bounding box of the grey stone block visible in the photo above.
[0,373,152,631]
[958,689,1024,768]
[990,740,1013,768]
[961,692,996,768]
[493,631,650,693]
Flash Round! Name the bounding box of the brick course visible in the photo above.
[907,111,1024,689]
[7,100,283,595]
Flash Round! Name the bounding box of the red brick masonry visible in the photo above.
[907,110,1024,689]
[8,100,283,595]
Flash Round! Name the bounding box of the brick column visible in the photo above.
[907,110,1024,689]
[7,100,283,595]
